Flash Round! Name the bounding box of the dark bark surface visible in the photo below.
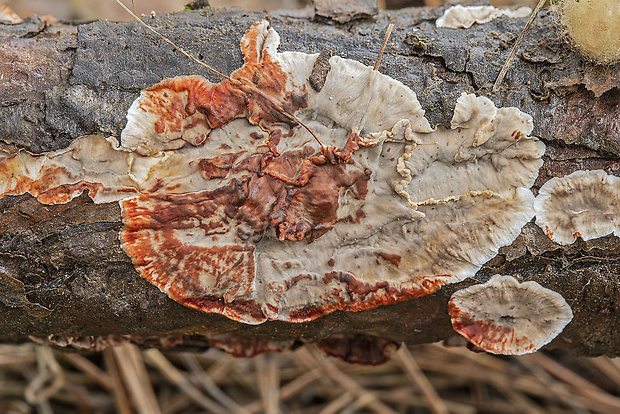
[0,6,618,358]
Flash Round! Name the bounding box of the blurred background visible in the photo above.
[2,0,541,21]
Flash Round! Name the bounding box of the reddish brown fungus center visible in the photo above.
[194,145,370,243]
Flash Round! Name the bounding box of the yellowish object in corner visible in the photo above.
[559,0,620,64]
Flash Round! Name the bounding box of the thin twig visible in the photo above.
[160,393,193,414]
[374,23,394,71]
[306,347,398,414]
[515,355,589,414]
[62,353,114,392]
[115,0,229,79]
[244,368,323,413]
[592,356,620,389]
[352,23,396,134]
[254,354,280,414]
[492,0,546,93]
[103,347,133,414]
[319,392,355,414]
[180,354,251,414]
[24,346,65,405]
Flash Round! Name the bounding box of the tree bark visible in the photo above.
[0,6,619,359]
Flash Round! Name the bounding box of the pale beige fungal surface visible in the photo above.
[0,22,546,324]
[449,275,573,355]
[436,5,532,29]
[535,170,620,245]
[0,135,143,204]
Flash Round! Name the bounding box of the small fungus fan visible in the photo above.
[448,275,573,355]
[534,170,620,245]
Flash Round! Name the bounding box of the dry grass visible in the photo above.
[1,342,619,413]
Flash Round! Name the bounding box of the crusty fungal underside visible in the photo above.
[0,21,545,324]
[535,170,620,245]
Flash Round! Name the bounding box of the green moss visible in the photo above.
[184,0,211,12]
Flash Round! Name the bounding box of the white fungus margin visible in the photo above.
[449,275,573,355]
[436,5,532,29]
[535,170,620,245]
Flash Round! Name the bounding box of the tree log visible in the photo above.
[0,6,619,359]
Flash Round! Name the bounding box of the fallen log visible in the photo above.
[0,4,618,361]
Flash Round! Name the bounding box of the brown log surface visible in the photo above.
[0,6,619,357]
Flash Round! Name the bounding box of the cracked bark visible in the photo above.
[0,7,619,358]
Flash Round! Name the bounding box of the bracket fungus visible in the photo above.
[0,21,545,324]
[535,170,620,245]
[448,275,573,355]
[436,5,532,29]
[0,5,22,24]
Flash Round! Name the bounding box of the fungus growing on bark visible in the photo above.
[29,333,195,352]
[448,275,573,355]
[535,170,620,245]
[207,334,295,357]
[0,22,545,324]
[29,335,132,352]
[316,335,397,365]
[436,5,531,29]
[0,135,140,204]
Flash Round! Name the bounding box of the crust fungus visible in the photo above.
[207,334,295,358]
[535,170,620,245]
[0,135,141,204]
[436,5,532,29]
[0,22,545,324]
[316,335,397,365]
[448,275,573,355]
[29,335,132,352]
[29,334,192,352]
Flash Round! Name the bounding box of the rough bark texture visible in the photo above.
[0,6,619,358]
